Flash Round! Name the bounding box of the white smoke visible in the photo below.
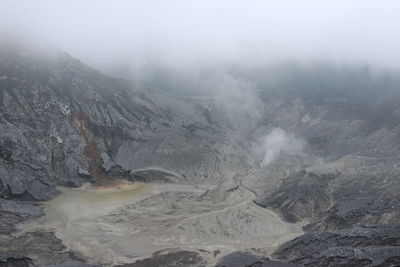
[261,128,305,166]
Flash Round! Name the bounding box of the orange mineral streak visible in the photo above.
[71,111,112,185]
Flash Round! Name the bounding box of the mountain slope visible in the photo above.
[0,41,254,202]
[2,41,400,266]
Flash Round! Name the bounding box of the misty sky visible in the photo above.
[2,0,400,71]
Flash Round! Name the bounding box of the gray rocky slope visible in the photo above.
[2,40,400,266]
[239,64,400,266]
[0,40,255,266]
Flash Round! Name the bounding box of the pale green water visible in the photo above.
[43,183,151,223]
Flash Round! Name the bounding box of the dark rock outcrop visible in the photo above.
[0,199,43,234]
[116,250,206,267]
[274,224,400,266]
[255,170,336,223]
[45,262,102,267]
[0,257,33,267]
[215,252,298,267]
[0,230,85,266]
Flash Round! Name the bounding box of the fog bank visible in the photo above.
[2,0,400,74]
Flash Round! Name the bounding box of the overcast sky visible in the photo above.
[2,0,400,71]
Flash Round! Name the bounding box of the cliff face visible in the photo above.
[0,43,254,202]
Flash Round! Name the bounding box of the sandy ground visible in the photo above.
[39,181,305,266]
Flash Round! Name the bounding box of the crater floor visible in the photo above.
[34,182,305,266]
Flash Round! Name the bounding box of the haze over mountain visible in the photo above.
[1,1,400,267]
[3,0,400,72]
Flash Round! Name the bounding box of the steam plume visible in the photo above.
[261,128,305,166]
